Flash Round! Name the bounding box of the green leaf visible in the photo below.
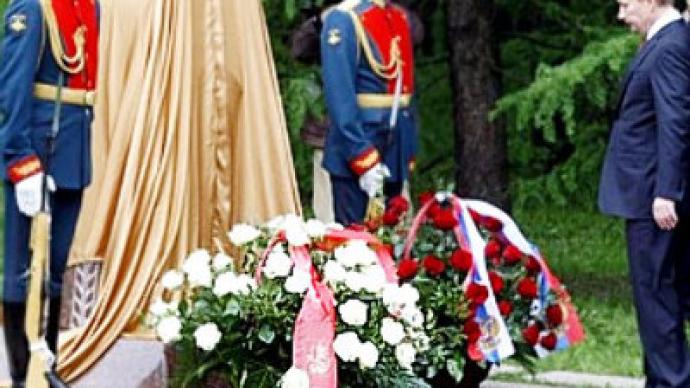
[224,300,241,317]
[257,324,276,344]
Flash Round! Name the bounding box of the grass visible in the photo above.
[513,205,643,377]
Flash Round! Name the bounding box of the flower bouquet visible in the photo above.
[149,215,431,387]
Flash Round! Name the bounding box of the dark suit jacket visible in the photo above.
[599,20,690,219]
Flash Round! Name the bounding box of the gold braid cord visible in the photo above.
[39,0,86,74]
[346,10,402,81]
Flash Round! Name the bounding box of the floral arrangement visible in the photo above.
[147,194,584,387]
[149,215,431,387]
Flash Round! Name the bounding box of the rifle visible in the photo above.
[25,212,51,388]
[25,71,70,388]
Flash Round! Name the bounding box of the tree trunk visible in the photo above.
[446,0,509,209]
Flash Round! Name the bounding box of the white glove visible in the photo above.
[358,163,390,198]
[15,173,55,217]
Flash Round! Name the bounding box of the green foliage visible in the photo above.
[495,33,638,208]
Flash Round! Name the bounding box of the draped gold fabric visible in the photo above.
[58,0,301,380]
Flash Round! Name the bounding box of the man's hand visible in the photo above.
[15,173,55,217]
[653,197,678,231]
[359,163,390,198]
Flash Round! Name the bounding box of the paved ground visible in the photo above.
[0,326,645,388]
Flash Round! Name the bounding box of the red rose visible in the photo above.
[525,256,541,274]
[382,209,401,226]
[450,249,473,272]
[517,278,539,299]
[498,300,513,317]
[422,255,446,276]
[419,191,435,205]
[465,282,489,305]
[463,320,481,343]
[484,239,502,259]
[419,192,441,218]
[503,245,523,266]
[546,304,564,326]
[540,332,558,350]
[388,195,410,213]
[522,324,541,346]
[488,271,504,294]
[482,216,503,232]
[433,208,458,230]
[397,259,419,280]
[427,202,441,218]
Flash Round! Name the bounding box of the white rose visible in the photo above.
[343,271,366,293]
[149,298,178,317]
[212,253,233,271]
[381,317,406,346]
[266,215,286,230]
[334,244,359,268]
[398,283,420,306]
[335,241,377,268]
[161,270,184,291]
[333,332,361,362]
[361,265,387,294]
[213,272,237,297]
[183,250,213,288]
[183,249,211,270]
[187,266,212,288]
[281,366,310,388]
[285,272,311,294]
[264,248,293,279]
[339,299,368,327]
[401,306,424,328]
[395,342,416,370]
[194,323,222,352]
[156,316,182,344]
[357,341,379,369]
[228,224,261,246]
[382,284,400,307]
[283,216,310,246]
[305,219,327,238]
[323,260,347,283]
[352,241,378,267]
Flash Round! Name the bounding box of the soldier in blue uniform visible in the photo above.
[0,0,99,386]
[320,0,417,225]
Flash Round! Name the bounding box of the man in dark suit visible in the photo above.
[599,0,690,386]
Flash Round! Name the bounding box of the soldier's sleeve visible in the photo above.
[0,0,44,183]
[320,9,380,176]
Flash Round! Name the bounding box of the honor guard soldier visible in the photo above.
[0,0,98,386]
[320,0,417,225]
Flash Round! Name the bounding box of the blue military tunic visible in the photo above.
[0,0,98,302]
[320,0,417,224]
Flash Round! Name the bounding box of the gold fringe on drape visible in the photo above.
[58,0,301,380]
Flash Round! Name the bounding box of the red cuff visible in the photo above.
[7,155,42,184]
[350,147,381,176]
